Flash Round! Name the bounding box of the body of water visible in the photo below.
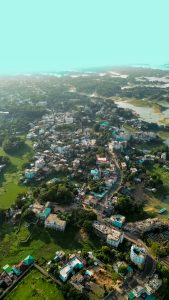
[115,100,169,125]
[115,100,169,146]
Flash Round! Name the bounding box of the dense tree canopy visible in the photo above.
[61,283,89,300]
[68,208,97,228]
[116,195,144,216]
[3,136,25,154]
[40,182,74,205]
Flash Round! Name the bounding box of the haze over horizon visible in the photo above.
[0,0,169,74]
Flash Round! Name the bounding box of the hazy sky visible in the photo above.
[0,0,169,73]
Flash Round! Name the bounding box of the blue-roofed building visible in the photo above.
[145,296,155,300]
[127,266,133,273]
[92,191,107,198]
[90,168,100,180]
[38,207,51,219]
[163,166,169,171]
[116,136,125,142]
[159,208,167,214]
[59,256,84,282]
[91,169,99,176]
[12,267,21,276]
[100,121,109,127]
[25,169,37,179]
[23,255,34,266]
[110,214,125,228]
[137,159,145,164]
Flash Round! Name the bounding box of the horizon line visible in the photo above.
[0,63,169,77]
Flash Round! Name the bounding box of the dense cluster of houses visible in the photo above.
[0,255,34,296]
[124,218,168,237]
[127,274,162,300]
[11,101,168,299]
[47,249,114,297]
[45,243,162,300]
[92,220,124,248]
[22,104,168,217]
[31,202,66,231]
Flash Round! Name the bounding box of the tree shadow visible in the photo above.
[0,163,18,187]
[24,224,82,251]
[7,143,32,158]
[49,225,82,250]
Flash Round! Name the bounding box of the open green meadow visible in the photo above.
[144,164,169,220]
[0,140,33,208]
[5,269,64,300]
[0,223,98,268]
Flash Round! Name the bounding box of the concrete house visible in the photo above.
[59,256,84,282]
[110,214,126,228]
[106,230,124,248]
[130,245,146,269]
[45,214,66,231]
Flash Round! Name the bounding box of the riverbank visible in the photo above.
[115,97,169,126]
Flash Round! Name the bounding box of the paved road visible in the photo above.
[124,232,156,260]
[103,289,117,300]
[124,233,150,252]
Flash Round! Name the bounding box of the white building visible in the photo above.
[117,132,131,141]
[73,159,80,169]
[93,221,124,248]
[161,152,166,160]
[50,144,57,151]
[106,230,124,248]
[121,162,127,169]
[59,256,84,282]
[130,245,146,269]
[57,146,64,154]
[111,141,127,151]
[65,115,74,124]
[45,214,66,231]
[35,158,45,169]
[145,274,162,295]
[130,167,137,174]
[39,128,45,135]
[27,132,37,139]
[37,101,47,107]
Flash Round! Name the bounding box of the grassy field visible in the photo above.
[123,124,138,133]
[0,223,99,268]
[151,164,169,187]
[144,164,169,220]
[157,131,169,147]
[0,140,33,208]
[158,131,169,140]
[126,98,168,117]
[5,269,64,300]
[144,195,169,220]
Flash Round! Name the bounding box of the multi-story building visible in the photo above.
[110,214,126,228]
[45,214,66,231]
[59,256,84,282]
[92,221,110,240]
[106,231,124,248]
[93,221,124,248]
[130,245,146,269]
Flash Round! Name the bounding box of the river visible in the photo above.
[115,100,169,146]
